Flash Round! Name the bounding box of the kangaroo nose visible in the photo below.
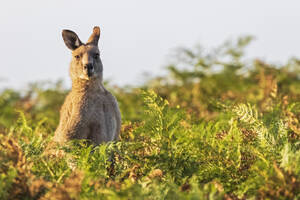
[84,64,94,70]
[84,64,94,77]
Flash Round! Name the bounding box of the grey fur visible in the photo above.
[53,26,121,145]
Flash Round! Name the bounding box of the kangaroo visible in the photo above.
[53,26,121,145]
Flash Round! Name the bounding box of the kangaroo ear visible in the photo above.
[62,30,83,50]
[87,26,100,45]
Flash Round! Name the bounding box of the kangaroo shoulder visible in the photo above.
[103,89,117,101]
[60,93,72,113]
[104,91,119,108]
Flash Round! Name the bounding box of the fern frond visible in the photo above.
[16,110,32,136]
[232,103,273,147]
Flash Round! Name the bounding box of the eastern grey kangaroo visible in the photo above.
[53,26,121,145]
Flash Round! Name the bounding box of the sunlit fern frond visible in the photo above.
[233,103,273,147]
[16,110,32,136]
[233,103,258,125]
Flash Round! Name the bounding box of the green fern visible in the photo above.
[233,103,274,147]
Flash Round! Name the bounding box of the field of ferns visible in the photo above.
[0,37,299,199]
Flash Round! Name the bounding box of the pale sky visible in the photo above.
[1,0,300,89]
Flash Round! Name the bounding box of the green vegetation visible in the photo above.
[0,37,299,199]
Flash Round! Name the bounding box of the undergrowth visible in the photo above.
[0,37,299,199]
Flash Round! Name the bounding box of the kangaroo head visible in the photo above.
[62,26,103,82]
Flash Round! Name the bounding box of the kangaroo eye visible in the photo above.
[74,55,80,59]
[94,53,99,59]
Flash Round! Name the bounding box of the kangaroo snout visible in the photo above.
[84,63,94,77]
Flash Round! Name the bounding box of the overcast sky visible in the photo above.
[1,0,300,89]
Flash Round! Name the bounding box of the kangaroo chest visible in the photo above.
[79,92,117,142]
[80,92,114,122]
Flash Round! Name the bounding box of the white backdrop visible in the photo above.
[1,0,300,89]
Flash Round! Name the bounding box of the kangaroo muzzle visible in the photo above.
[84,64,94,77]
